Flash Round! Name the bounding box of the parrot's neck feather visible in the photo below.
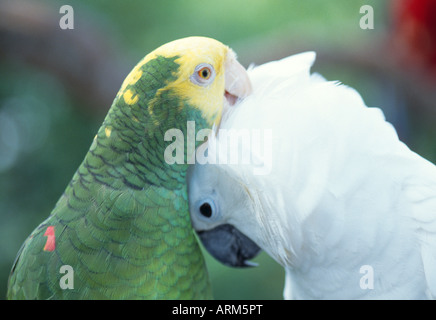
[49,55,212,298]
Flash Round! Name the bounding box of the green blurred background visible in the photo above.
[0,0,435,299]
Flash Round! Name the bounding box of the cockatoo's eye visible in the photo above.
[196,199,218,221]
[199,202,213,218]
[191,63,215,86]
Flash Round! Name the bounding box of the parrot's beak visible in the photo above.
[224,50,252,107]
[197,224,261,268]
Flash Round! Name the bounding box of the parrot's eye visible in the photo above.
[198,67,211,80]
[191,63,216,86]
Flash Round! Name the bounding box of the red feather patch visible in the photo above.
[43,226,55,252]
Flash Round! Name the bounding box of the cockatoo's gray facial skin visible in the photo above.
[187,164,261,268]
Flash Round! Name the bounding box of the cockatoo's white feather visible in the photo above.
[188,52,436,299]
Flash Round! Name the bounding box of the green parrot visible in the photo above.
[7,36,252,299]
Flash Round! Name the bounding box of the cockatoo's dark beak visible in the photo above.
[197,224,261,268]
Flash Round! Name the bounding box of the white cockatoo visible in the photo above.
[187,52,436,299]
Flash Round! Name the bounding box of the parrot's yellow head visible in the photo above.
[119,36,252,127]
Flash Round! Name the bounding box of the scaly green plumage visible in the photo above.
[7,53,214,299]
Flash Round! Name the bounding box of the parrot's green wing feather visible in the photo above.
[6,37,237,299]
[8,223,54,299]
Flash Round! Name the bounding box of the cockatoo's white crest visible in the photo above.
[188,52,436,299]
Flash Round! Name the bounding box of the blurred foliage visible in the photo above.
[0,0,434,300]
